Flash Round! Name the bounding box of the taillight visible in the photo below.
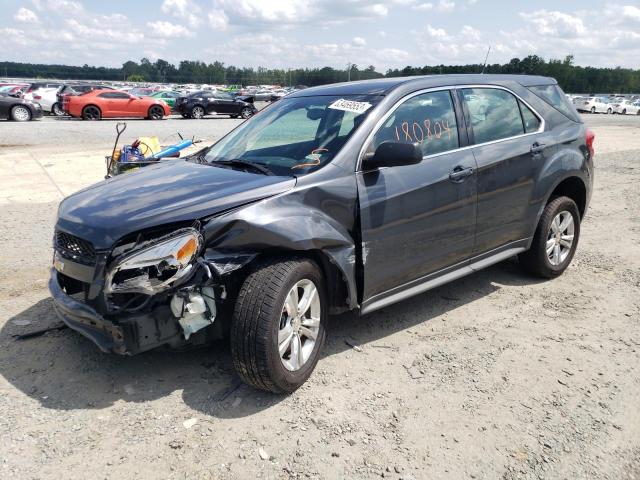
[34,95,42,100]
[585,128,595,158]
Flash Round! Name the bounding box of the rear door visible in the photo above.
[357,89,478,305]
[460,87,552,254]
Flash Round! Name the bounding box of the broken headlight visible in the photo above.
[105,229,202,295]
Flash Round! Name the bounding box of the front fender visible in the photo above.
[201,177,359,309]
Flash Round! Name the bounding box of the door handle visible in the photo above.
[530,142,546,155]
[449,166,474,182]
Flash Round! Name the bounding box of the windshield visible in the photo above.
[204,95,380,176]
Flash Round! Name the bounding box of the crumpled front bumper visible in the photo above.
[49,268,183,355]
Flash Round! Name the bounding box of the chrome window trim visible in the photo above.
[356,84,546,171]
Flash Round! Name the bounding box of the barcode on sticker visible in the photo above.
[328,99,372,114]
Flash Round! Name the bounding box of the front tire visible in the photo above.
[519,196,581,278]
[231,258,327,393]
[241,107,253,119]
[590,107,596,114]
[147,105,164,120]
[190,105,205,119]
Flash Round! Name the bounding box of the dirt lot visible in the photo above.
[0,114,639,479]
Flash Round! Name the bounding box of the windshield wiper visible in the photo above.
[208,159,275,176]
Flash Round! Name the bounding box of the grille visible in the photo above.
[55,230,97,265]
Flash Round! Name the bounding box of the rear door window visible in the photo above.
[462,88,524,144]
[372,90,460,157]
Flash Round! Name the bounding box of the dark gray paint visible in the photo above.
[50,74,594,354]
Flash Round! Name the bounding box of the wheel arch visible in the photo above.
[209,247,354,316]
[548,176,587,219]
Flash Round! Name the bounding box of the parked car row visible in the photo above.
[570,94,640,114]
[1,79,294,120]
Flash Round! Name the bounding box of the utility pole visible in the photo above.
[347,62,352,82]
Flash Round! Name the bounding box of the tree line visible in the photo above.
[1,55,639,93]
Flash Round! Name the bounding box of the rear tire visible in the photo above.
[622,109,627,115]
[230,257,327,393]
[11,105,31,122]
[519,196,580,279]
[590,107,596,114]
[82,105,101,120]
[607,108,612,114]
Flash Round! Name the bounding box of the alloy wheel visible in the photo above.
[149,106,164,120]
[278,279,321,372]
[83,106,100,120]
[12,106,31,121]
[52,103,65,116]
[241,107,252,119]
[546,211,575,266]
[191,106,204,119]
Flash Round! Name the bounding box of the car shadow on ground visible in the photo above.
[0,259,544,418]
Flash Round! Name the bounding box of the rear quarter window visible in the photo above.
[528,84,580,122]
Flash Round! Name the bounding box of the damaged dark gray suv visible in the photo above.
[50,74,594,393]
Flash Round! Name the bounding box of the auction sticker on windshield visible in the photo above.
[328,99,372,114]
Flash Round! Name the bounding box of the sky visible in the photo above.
[1,0,639,71]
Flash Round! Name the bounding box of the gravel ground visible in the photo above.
[0,114,638,479]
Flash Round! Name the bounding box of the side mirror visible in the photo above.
[362,141,422,170]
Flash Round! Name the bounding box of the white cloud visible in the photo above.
[208,10,229,30]
[621,5,640,21]
[14,7,39,23]
[461,25,481,41]
[146,21,192,38]
[413,3,433,11]
[161,0,201,28]
[353,36,367,47]
[436,0,455,12]
[522,10,586,38]
[425,24,449,39]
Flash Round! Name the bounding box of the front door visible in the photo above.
[357,89,478,305]
[213,92,236,114]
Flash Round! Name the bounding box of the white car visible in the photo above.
[575,96,611,114]
[22,87,63,116]
[611,99,640,115]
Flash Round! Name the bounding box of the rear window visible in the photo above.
[528,84,580,122]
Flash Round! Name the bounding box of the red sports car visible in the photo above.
[63,89,171,120]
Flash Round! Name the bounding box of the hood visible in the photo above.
[56,160,296,249]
